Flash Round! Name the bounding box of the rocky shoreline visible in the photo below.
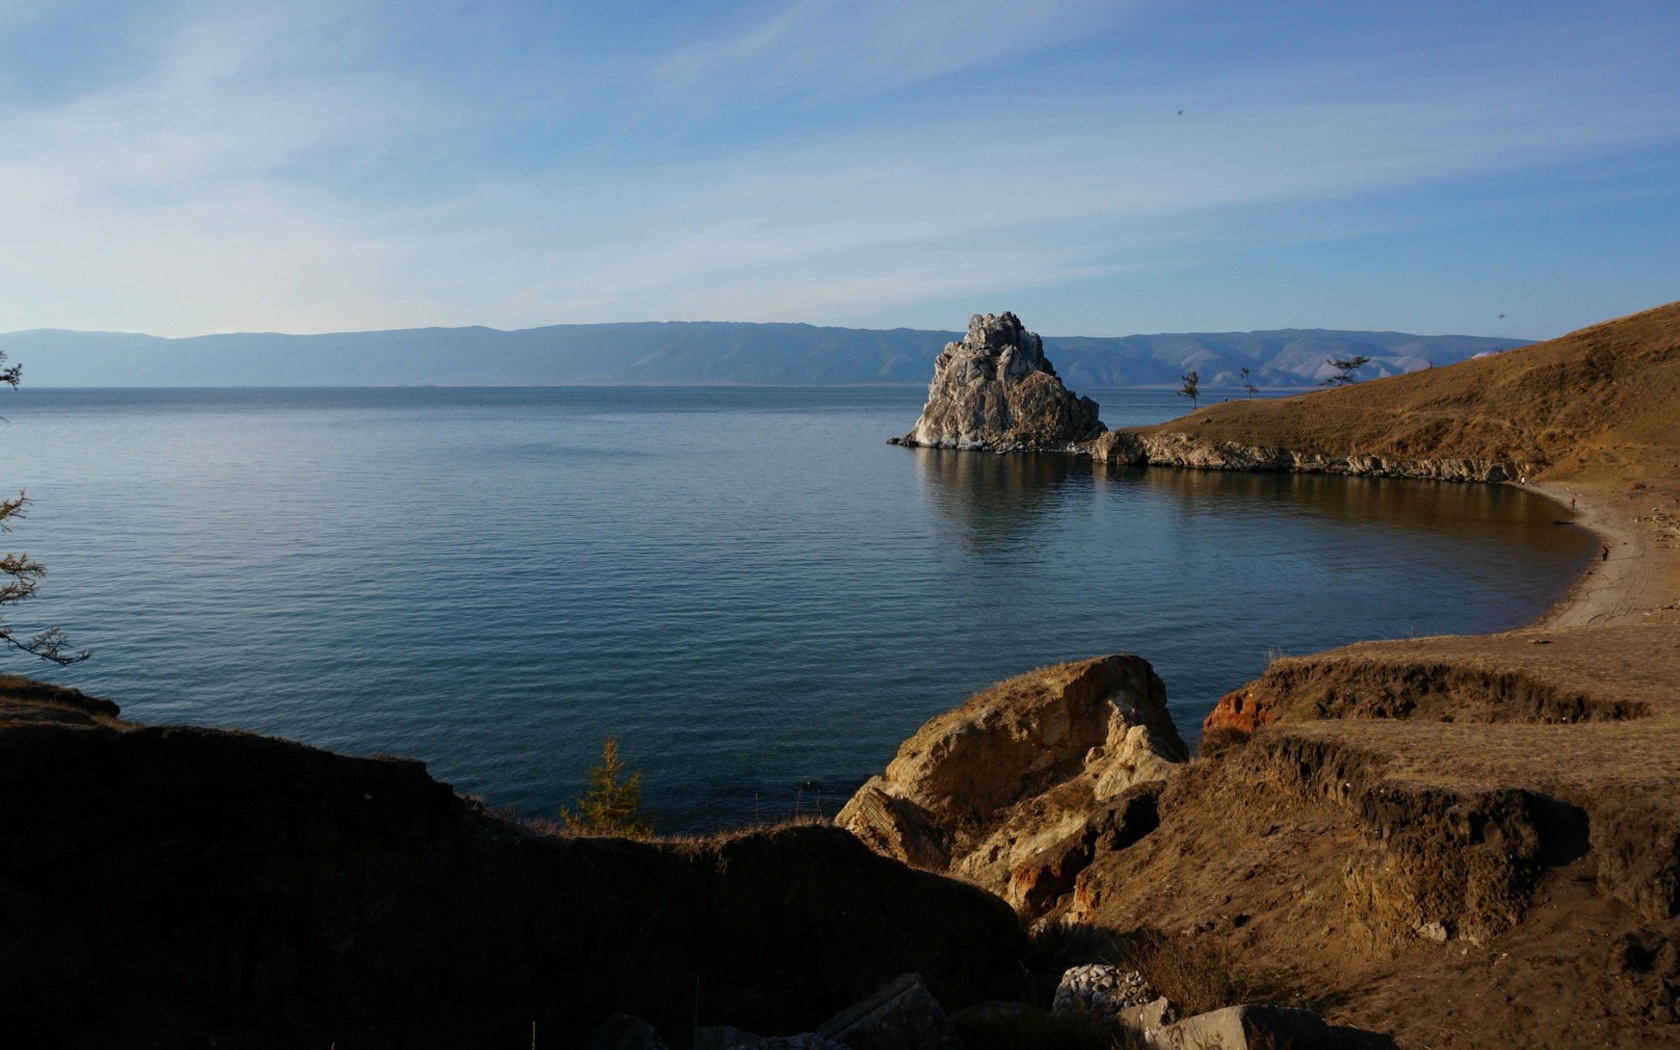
[1089,429,1537,485]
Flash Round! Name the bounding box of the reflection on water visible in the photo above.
[1109,463,1582,539]
[913,448,1095,552]
[915,444,1594,680]
[920,447,1586,570]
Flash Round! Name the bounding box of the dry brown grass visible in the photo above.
[1258,623,1680,793]
[524,810,833,857]
[1197,726,1252,760]
[1130,299,1680,482]
[1028,923,1313,1021]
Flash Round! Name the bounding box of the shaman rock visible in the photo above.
[900,312,1104,450]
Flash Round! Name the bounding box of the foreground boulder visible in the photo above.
[1151,1004,1389,1050]
[899,312,1104,450]
[0,680,1030,1048]
[836,655,1187,913]
[815,972,963,1050]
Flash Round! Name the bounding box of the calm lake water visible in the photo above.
[4,387,1593,830]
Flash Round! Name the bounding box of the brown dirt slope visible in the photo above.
[1075,625,1680,1049]
[1129,300,1680,481]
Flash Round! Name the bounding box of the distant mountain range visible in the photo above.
[0,322,1529,389]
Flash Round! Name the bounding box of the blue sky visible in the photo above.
[1,0,1676,339]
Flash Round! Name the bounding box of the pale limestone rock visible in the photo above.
[901,312,1103,450]
[1052,964,1158,1015]
[836,655,1187,908]
[1149,1004,1336,1050]
[1117,996,1178,1034]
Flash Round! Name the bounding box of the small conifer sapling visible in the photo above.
[0,351,86,665]
[1240,366,1259,398]
[1322,355,1370,386]
[560,737,654,837]
[1178,370,1200,410]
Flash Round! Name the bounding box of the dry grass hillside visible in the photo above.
[1070,624,1680,1050]
[1054,302,1680,1048]
[1137,300,1680,482]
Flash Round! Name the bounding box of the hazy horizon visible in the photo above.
[0,316,1539,341]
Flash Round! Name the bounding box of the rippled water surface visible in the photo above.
[5,387,1594,830]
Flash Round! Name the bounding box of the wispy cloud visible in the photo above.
[649,0,1131,108]
[1,1,1677,336]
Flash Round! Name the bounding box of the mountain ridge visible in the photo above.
[0,321,1528,389]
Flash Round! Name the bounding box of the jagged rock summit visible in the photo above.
[898,312,1104,450]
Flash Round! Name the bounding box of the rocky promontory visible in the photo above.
[897,312,1104,451]
[837,655,1188,917]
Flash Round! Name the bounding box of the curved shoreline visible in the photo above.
[1090,425,1679,633]
[1527,477,1680,629]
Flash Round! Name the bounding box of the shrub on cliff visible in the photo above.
[0,351,86,666]
[559,736,654,837]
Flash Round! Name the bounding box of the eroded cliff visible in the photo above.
[834,630,1680,1047]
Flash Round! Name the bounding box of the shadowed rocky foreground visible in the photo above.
[0,677,1030,1048]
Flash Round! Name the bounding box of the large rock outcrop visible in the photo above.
[836,655,1188,915]
[898,312,1104,450]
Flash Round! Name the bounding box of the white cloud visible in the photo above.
[0,1,1677,335]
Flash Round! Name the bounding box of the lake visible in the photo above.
[3,386,1594,831]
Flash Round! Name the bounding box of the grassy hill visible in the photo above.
[1132,300,1680,481]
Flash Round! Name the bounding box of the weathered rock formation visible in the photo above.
[898,312,1104,450]
[1202,686,1278,739]
[835,655,1187,915]
[0,678,1030,1048]
[1094,430,1537,483]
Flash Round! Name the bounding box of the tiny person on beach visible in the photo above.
[1602,544,1611,561]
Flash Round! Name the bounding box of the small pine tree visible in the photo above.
[1240,366,1259,398]
[0,351,86,666]
[1178,369,1200,410]
[560,737,654,837]
[1322,355,1370,386]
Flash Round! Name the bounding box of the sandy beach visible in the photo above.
[1530,476,1680,628]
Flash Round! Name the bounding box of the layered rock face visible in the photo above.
[836,655,1188,915]
[900,312,1104,450]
